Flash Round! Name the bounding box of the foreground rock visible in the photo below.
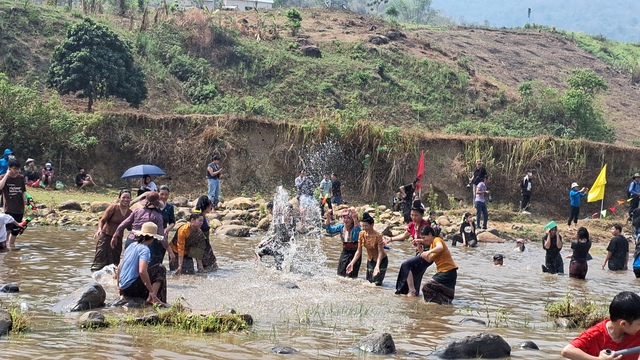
[519,340,539,350]
[358,332,396,354]
[0,283,19,293]
[52,283,106,312]
[271,346,298,354]
[77,311,107,328]
[433,332,510,359]
[0,309,12,336]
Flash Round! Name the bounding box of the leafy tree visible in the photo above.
[562,68,613,142]
[385,5,399,18]
[47,18,147,112]
[392,0,435,24]
[285,8,302,35]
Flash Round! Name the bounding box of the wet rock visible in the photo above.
[555,317,577,328]
[109,296,146,308]
[373,223,393,237]
[369,35,389,45]
[172,196,189,207]
[277,282,300,289]
[358,332,396,354]
[486,228,501,237]
[58,200,83,211]
[301,45,322,58]
[476,231,504,243]
[215,225,250,237]
[460,318,487,326]
[519,340,539,350]
[90,201,111,213]
[51,283,106,312]
[77,311,106,328]
[175,206,191,218]
[225,197,253,210]
[0,309,12,336]
[257,217,271,230]
[271,346,298,354]
[433,332,510,359]
[125,313,160,325]
[0,283,19,293]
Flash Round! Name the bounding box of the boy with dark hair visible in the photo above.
[562,291,640,359]
[0,159,26,247]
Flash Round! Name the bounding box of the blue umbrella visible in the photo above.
[121,164,166,179]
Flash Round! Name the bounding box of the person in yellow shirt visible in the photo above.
[415,226,458,304]
[170,213,207,274]
[346,212,388,286]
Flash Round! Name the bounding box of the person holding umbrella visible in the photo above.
[120,164,165,196]
[138,175,158,196]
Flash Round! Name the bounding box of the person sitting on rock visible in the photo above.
[453,212,477,247]
[170,213,207,274]
[116,221,167,306]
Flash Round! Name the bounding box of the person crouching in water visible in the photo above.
[453,212,477,247]
[256,201,295,270]
[170,213,207,274]
[117,222,167,305]
[514,238,527,252]
[568,227,591,279]
[346,212,388,286]
[325,208,361,278]
[416,226,458,304]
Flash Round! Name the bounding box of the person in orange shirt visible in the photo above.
[415,226,458,304]
[170,213,207,275]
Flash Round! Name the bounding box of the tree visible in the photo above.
[285,8,302,36]
[47,18,147,112]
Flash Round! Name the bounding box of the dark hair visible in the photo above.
[411,200,425,214]
[189,213,203,221]
[119,189,131,197]
[361,212,374,224]
[212,155,220,161]
[78,167,85,171]
[266,201,274,211]
[493,253,504,261]
[610,291,640,323]
[195,195,212,212]
[143,175,151,182]
[577,227,589,240]
[463,212,473,221]
[413,177,420,185]
[331,173,337,177]
[159,185,170,192]
[8,159,20,169]
[613,224,623,232]
[419,226,436,237]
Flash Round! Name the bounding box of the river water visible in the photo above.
[0,226,634,359]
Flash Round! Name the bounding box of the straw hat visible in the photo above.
[132,222,163,240]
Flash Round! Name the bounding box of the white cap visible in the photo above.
[571,182,579,188]
[45,162,52,168]
[26,158,34,163]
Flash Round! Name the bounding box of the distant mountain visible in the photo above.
[431,0,640,42]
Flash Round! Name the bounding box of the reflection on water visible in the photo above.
[0,226,634,359]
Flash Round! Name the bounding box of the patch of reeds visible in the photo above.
[545,294,607,329]
[0,299,32,334]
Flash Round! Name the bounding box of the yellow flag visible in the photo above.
[587,164,607,202]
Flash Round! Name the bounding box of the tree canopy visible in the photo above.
[47,18,147,112]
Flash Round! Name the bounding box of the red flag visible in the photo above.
[609,206,616,214]
[415,150,425,191]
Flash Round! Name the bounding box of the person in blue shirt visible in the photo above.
[0,149,13,176]
[325,207,361,278]
[567,182,588,230]
[628,173,640,215]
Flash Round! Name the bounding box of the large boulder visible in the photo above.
[300,45,322,58]
[0,309,12,336]
[90,201,111,213]
[476,231,505,243]
[358,332,396,354]
[58,200,83,211]
[257,217,271,230]
[223,210,247,221]
[172,196,189,207]
[51,283,106,312]
[216,225,251,237]
[433,332,511,359]
[373,223,393,237]
[77,311,106,328]
[225,197,253,210]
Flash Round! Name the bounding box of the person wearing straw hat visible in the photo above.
[542,221,564,274]
[23,158,39,186]
[116,221,168,305]
[567,182,588,231]
[628,173,640,215]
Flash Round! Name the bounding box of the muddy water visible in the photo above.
[0,227,633,359]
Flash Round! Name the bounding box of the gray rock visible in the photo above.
[358,332,396,354]
[519,340,539,350]
[386,30,406,40]
[277,282,300,289]
[172,196,189,207]
[433,332,511,359]
[58,200,83,211]
[90,201,111,213]
[270,346,298,354]
[109,296,147,308]
[555,317,577,328]
[373,223,393,237]
[369,35,389,45]
[223,210,245,220]
[51,283,106,312]
[77,311,106,328]
[215,225,251,237]
[300,45,322,58]
[257,217,271,231]
[0,309,12,336]
[0,283,19,293]
[125,313,160,325]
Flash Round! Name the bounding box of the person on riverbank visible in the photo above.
[561,291,640,360]
[23,158,39,186]
[632,241,640,278]
[628,173,640,216]
[91,189,132,271]
[75,167,97,190]
[346,212,387,286]
[385,200,433,296]
[569,227,591,279]
[117,222,167,306]
[170,213,206,274]
[542,221,564,274]
[0,149,13,176]
[325,207,361,278]
[330,173,343,206]
[138,175,158,196]
[158,185,176,239]
[40,162,54,190]
[520,170,533,213]
[0,159,26,247]
[468,159,487,203]
[475,176,490,230]
[319,172,332,216]
[114,191,174,266]
[194,195,218,270]
[628,206,640,241]
[399,178,419,224]
[567,182,588,230]
[417,225,458,304]
[206,155,223,208]
[602,224,629,271]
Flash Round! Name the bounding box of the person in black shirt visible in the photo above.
[399,178,419,224]
[602,224,629,271]
[520,170,533,212]
[542,221,563,274]
[569,227,591,279]
[75,167,96,189]
[330,173,343,205]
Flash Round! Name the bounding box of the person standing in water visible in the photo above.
[417,225,458,304]
[325,208,361,278]
[542,221,564,274]
[569,227,591,279]
[346,212,388,286]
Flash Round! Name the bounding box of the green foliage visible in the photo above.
[285,8,301,35]
[47,18,147,112]
[566,68,608,93]
[545,294,607,328]
[391,0,435,24]
[384,5,399,17]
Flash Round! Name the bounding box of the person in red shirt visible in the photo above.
[562,291,640,360]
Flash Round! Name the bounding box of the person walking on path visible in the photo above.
[542,221,564,274]
[520,170,533,213]
[567,182,588,230]
[628,173,640,215]
[206,155,223,208]
[602,224,629,271]
[475,176,490,230]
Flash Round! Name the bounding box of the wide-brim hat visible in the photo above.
[633,173,640,179]
[570,182,579,189]
[26,158,34,163]
[132,222,163,240]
